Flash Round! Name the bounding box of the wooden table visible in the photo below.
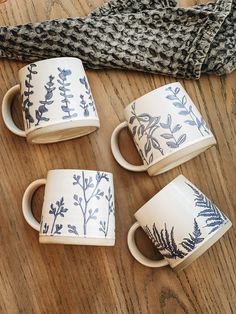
[0,0,235,313]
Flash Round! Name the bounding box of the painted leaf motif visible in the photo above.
[151,137,161,149]
[184,120,196,126]
[166,141,179,149]
[147,116,161,128]
[149,154,153,164]
[161,133,173,139]
[24,91,34,96]
[137,114,151,122]
[40,117,50,122]
[132,125,137,136]
[25,80,33,88]
[138,125,145,137]
[166,95,176,100]
[172,124,182,133]
[186,182,227,234]
[167,114,172,127]
[129,116,136,124]
[175,87,180,94]
[173,102,184,108]
[145,223,186,259]
[182,96,187,105]
[61,106,70,112]
[35,111,41,121]
[144,140,151,156]
[179,110,189,115]
[177,134,187,146]
[38,105,48,113]
[160,122,169,129]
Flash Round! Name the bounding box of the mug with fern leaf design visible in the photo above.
[2,57,99,144]
[127,175,231,271]
[22,169,115,245]
[111,82,216,176]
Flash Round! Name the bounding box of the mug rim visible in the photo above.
[124,82,182,112]
[19,57,83,74]
[47,169,113,177]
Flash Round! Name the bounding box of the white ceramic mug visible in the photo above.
[22,169,115,245]
[111,83,216,176]
[127,175,231,271]
[2,57,99,144]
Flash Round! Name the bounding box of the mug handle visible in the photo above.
[2,84,26,137]
[127,222,169,268]
[22,179,47,231]
[111,121,147,172]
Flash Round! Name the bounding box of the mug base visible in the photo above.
[27,119,100,144]
[39,235,115,246]
[147,135,216,176]
[173,220,232,272]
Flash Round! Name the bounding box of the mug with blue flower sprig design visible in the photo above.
[2,57,99,144]
[127,175,232,271]
[111,82,216,176]
[22,169,115,246]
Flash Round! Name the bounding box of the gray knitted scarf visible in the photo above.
[0,0,235,79]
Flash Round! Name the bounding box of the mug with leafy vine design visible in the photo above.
[2,57,99,144]
[22,169,115,245]
[127,175,231,271]
[111,82,216,176]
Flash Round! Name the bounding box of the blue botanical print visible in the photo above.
[35,75,55,126]
[160,114,187,149]
[145,223,186,259]
[80,94,89,116]
[129,102,163,165]
[180,219,204,252]
[165,86,210,136]
[186,183,227,234]
[73,171,109,236]
[57,67,78,120]
[79,76,96,116]
[42,223,49,234]
[23,63,37,128]
[68,224,79,235]
[99,186,114,237]
[48,197,68,235]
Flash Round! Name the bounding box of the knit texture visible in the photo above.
[0,0,235,79]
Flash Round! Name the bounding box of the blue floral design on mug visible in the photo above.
[22,63,38,128]
[73,171,109,236]
[186,183,228,234]
[165,86,209,136]
[144,218,204,260]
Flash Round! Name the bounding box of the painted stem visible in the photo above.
[169,89,204,136]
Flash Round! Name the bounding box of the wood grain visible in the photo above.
[0,0,235,313]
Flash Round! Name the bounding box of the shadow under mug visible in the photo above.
[127,175,231,271]
[22,169,115,245]
[111,82,216,176]
[2,57,100,144]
